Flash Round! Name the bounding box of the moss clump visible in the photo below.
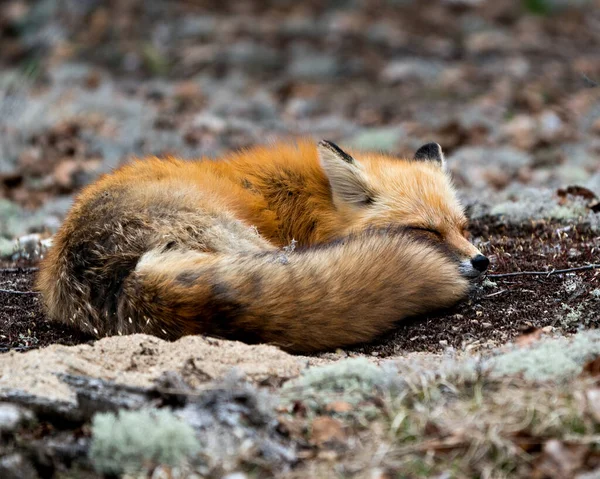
[89,408,200,475]
[489,330,600,381]
[282,358,402,408]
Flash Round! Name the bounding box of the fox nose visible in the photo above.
[471,254,490,272]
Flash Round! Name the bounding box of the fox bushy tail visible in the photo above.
[114,229,468,353]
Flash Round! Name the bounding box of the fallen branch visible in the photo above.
[488,264,600,278]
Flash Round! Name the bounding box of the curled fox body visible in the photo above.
[37,139,489,353]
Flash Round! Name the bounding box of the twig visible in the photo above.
[483,289,508,298]
[582,72,600,88]
[0,267,39,273]
[0,288,40,295]
[488,264,600,278]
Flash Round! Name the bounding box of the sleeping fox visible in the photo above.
[37,139,489,353]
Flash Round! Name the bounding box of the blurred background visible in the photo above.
[1,0,600,254]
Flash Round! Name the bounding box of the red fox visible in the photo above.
[37,139,488,353]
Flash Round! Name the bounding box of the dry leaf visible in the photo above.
[325,401,353,413]
[311,416,346,446]
[557,186,600,212]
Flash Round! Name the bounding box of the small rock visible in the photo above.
[288,54,339,80]
[226,41,280,70]
[501,115,537,150]
[538,110,564,142]
[15,233,51,260]
[370,468,394,479]
[380,59,443,84]
[0,403,34,434]
[0,453,38,479]
[466,30,513,54]
[193,113,228,134]
[222,473,248,479]
[53,159,80,189]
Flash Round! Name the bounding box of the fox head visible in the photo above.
[318,140,489,278]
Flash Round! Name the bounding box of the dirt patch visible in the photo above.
[0,266,92,352]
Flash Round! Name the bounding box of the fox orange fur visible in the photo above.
[37,139,489,353]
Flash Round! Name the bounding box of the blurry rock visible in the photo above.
[534,440,588,479]
[174,81,204,105]
[0,453,38,479]
[284,97,318,119]
[53,160,80,189]
[281,16,322,37]
[381,59,444,84]
[505,57,531,80]
[0,403,34,434]
[192,114,227,134]
[16,233,46,260]
[533,148,564,168]
[466,30,514,54]
[346,127,406,152]
[501,115,537,150]
[367,21,408,48]
[0,199,23,238]
[538,110,565,142]
[2,2,29,24]
[288,54,339,81]
[226,41,280,71]
[449,147,532,190]
[179,16,217,38]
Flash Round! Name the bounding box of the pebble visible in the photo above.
[0,403,34,434]
[0,453,38,479]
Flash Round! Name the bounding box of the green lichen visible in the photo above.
[282,358,402,407]
[89,408,200,475]
[489,330,600,381]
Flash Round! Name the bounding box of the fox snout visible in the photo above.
[459,253,489,279]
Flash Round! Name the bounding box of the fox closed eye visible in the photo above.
[411,226,443,239]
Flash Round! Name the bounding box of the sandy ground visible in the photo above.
[0,334,331,402]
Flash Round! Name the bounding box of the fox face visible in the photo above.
[318,140,489,278]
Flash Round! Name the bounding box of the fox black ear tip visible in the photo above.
[414,142,445,165]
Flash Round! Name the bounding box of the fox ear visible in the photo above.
[318,140,373,206]
[414,142,445,169]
